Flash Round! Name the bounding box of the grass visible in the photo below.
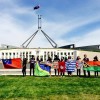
[0,75,100,100]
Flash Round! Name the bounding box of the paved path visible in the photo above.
[0,68,97,76]
[0,64,99,76]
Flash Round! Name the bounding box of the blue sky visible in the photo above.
[0,0,100,48]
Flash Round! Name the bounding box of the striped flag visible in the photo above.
[83,61,100,71]
[66,60,76,72]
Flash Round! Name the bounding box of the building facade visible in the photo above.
[0,48,100,61]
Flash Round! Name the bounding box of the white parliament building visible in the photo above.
[0,47,100,62]
[0,15,100,61]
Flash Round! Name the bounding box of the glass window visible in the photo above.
[68,52,70,55]
[6,53,8,55]
[2,53,4,55]
[9,53,11,55]
[61,52,63,55]
[64,52,66,55]
[29,52,31,54]
[51,52,53,57]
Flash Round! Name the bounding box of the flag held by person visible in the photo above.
[34,62,50,76]
[2,58,22,69]
[66,60,76,72]
[83,61,100,71]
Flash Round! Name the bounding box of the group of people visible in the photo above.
[22,54,99,77]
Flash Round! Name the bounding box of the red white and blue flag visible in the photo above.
[2,58,22,69]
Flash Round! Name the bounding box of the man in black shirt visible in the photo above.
[29,55,35,76]
[22,57,27,77]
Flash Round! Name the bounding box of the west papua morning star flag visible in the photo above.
[34,5,40,10]
[2,58,22,69]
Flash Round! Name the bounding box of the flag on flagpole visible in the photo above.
[34,5,40,10]
[2,58,22,69]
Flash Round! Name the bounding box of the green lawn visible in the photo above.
[0,76,100,100]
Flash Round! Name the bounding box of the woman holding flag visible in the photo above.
[59,57,66,77]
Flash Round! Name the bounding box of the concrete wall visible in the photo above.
[77,50,100,61]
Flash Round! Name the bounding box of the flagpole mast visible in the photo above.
[38,15,42,29]
[21,14,57,48]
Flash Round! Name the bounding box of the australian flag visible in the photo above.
[34,5,40,10]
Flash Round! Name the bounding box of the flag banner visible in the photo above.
[83,66,100,71]
[83,61,100,71]
[2,58,22,69]
[66,60,76,72]
[39,63,51,73]
[58,61,66,73]
[34,62,50,76]
[34,5,40,10]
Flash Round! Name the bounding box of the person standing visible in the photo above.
[66,56,76,76]
[93,56,99,77]
[46,56,52,76]
[83,54,90,77]
[53,55,60,76]
[29,55,35,76]
[22,57,27,77]
[76,56,83,76]
[59,57,66,77]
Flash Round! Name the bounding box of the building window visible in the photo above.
[6,53,8,56]
[9,53,11,55]
[57,52,59,57]
[98,46,100,49]
[26,52,28,57]
[2,53,4,55]
[61,52,63,55]
[64,52,66,55]
[2,53,4,59]
[68,52,70,55]
[51,52,53,57]
[71,52,73,55]
[48,52,50,57]
[70,45,73,48]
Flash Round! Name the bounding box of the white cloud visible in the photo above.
[0,0,100,48]
[69,29,100,47]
